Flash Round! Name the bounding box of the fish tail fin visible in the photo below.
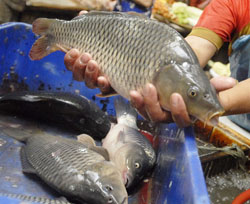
[32,18,54,35]
[114,96,138,129]
[29,36,52,60]
[29,18,59,60]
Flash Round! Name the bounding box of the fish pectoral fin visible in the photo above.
[20,147,36,174]
[77,134,96,146]
[54,44,71,53]
[117,130,126,143]
[96,91,118,98]
[89,146,110,161]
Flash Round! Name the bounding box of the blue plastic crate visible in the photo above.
[0,22,210,204]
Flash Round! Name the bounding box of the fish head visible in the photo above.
[84,161,128,204]
[118,144,154,189]
[153,63,224,124]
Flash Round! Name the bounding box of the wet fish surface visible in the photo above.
[0,192,73,204]
[0,91,111,140]
[2,129,128,204]
[102,97,156,190]
[29,11,224,124]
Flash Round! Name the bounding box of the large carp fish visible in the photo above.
[29,11,224,124]
[1,125,128,204]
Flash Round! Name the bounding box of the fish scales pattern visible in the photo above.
[48,14,177,98]
[24,135,105,192]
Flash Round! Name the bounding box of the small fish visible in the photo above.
[2,128,128,204]
[0,91,111,140]
[102,97,156,190]
[0,193,72,204]
[29,11,224,124]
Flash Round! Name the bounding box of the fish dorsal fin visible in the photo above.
[73,11,147,20]
[126,11,148,19]
[20,147,37,174]
[73,11,124,21]
[89,146,110,161]
[77,134,96,147]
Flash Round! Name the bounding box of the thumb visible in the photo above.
[210,76,237,92]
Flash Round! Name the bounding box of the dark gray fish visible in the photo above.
[0,193,72,204]
[29,11,224,124]
[102,97,156,190]
[0,91,111,140]
[3,129,128,204]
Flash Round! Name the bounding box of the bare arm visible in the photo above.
[219,78,250,115]
[185,35,217,68]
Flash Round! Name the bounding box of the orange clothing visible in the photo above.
[188,0,250,54]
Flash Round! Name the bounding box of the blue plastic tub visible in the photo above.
[0,22,210,204]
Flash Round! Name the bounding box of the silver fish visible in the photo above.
[3,129,128,204]
[29,11,224,124]
[102,97,156,189]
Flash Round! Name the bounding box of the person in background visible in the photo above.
[64,0,250,130]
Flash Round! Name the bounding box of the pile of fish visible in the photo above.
[0,10,226,203]
[0,91,156,204]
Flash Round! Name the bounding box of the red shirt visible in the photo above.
[189,0,250,54]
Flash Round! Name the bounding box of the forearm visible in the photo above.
[219,78,250,115]
[185,35,217,68]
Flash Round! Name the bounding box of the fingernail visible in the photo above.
[87,63,94,72]
[80,55,89,64]
[69,50,78,59]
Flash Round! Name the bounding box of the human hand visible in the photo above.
[64,10,112,94]
[64,49,111,94]
[130,76,237,127]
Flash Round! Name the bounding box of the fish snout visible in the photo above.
[206,110,225,126]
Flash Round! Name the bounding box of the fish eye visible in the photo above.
[135,162,140,169]
[108,198,113,203]
[105,185,113,192]
[188,86,199,98]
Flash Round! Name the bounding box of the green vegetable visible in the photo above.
[172,2,203,26]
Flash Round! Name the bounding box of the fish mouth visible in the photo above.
[205,111,225,126]
[123,172,132,188]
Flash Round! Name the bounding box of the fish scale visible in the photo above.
[24,134,106,194]
[30,11,224,123]
[48,14,170,98]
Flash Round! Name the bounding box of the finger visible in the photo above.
[64,49,80,71]
[84,60,99,88]
[170,93,191,127]
[130,90,150,120]
[142,83,172,123]
[210,76,237,92]
[79,10,88,16]
[97,76,112,94]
